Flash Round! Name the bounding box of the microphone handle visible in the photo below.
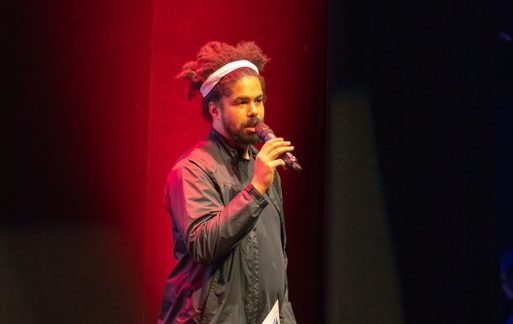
[283,152,302,172]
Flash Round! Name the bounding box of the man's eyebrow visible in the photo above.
[233,94,263,101]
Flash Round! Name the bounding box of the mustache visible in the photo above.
[242,117,262,128]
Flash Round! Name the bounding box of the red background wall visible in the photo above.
[5,0,152,322]
[143,1,327,322]
[5,0,326,322]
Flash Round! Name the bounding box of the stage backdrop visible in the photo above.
[143,1,327,322]
[5,0,152,322]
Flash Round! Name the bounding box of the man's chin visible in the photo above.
[233,133,260,147]
[247,133,260,145]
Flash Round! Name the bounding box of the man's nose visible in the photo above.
[247,102,258,116]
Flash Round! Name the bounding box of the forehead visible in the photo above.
[226,75,263,98]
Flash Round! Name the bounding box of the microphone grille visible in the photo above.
[255,123,274,140]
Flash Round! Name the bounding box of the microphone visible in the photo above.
[255,123,302,172]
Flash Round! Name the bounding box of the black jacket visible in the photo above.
[158,129,296,324]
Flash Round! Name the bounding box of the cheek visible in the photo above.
[223,111,243,127]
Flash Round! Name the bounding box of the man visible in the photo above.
[158,41,297,324]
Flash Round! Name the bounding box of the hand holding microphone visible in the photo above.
[256,123,302,172]
[251,122,302,194]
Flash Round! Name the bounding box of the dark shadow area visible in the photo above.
[4,0,151,322]
[328,0,509,323]
[0,225,141,323]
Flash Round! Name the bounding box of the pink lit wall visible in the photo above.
[143,1,327,322]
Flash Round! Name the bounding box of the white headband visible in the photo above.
[200,60,259,97]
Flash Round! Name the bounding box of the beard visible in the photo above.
[221,114,262,147]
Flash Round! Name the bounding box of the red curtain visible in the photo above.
[143,1,327,322]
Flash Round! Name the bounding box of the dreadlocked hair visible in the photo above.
[177,41,270,120]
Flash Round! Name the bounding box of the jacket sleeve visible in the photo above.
[166,159,268,265]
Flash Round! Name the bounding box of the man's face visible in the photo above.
[214,75,265,147]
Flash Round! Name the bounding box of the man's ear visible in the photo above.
[208,101,221,120]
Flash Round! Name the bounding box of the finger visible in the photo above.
[264,137,284,144]
[269,146,294,160]
[260,138,285,149]
[261,139,290,154]
[268,159,287,169]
